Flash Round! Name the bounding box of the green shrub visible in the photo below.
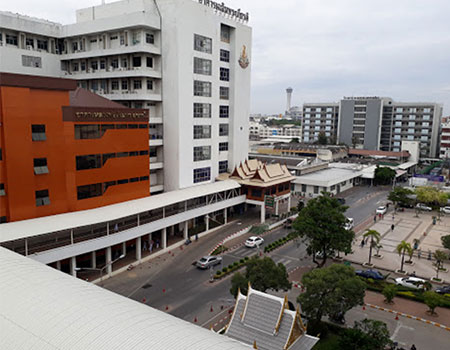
[244,256,249,261]
[222,267,228,273]
[240,259,244,264]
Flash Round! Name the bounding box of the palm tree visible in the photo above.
[396,241,412,273]
[363,229,381,265]
[433,250,448,280]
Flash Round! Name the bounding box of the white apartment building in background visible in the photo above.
[0,0,252,193]
[441,121,450,159]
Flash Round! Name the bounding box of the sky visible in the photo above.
[2,0,450,115]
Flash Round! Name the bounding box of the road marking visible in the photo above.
[201,306,232,327]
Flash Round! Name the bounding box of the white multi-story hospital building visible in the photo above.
[0,0,261,278]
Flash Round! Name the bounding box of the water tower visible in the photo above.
[286,87,293,114]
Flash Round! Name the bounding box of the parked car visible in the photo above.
[376,206,387,215]
[337,198,346,205]
[196,255,222,269]
[245,236,264,248]
[435,285,450,294]
[398,201,414,209]
[416,203,432,211]
[394,277,426,290]
[284,218,294,229]
[344,217,354,231]
[440,206,450,214]
[315,250,336,259]
[355,269,384,280]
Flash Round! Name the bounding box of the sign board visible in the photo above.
[265,196,274,208]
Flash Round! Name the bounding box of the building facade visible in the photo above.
[0,0,252,193]
[0,73,150,223]
[302,103,339,144]
[441,121,450,159]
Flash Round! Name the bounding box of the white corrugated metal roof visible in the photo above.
[397,161,418,170]
[0,180,240,243]
[0,247,250,350]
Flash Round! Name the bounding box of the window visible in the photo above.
[31,124,46,141]
[133,79,142,89]
[219,124,229,136]
[301,184,307,192]
[100,60,106,69]
[111,80,119,90]
[33,158,49,175]
[77,183,102,200]
[313,186,319,194]
[304,120,310,125]
[193,125,211,139]
[76,154,102,170]
[193,103,211,118]
[251,189,262,197]
[72,62,79,72]
[146,57,153,68]
[220,67,230,81]
[408,122,415,127]
[220,105,229,118]
[193,167,211,183]
[219,160,228,174]
[194,57,212,75]
[220,24,231,43]
[220,49,230,62]
[315,114,321,119]
[220,86,229,100]
[91,60,98,70]
[421,136,428,141]
[36,189,50,206]
[26,38,34,48]
[423,115,430,120]
[423,122,429,127]
[146,33,154,44]
[133,56,141,67]
[6,34,18,46]
[409,115,416,120]
[146,80,153,90]
[421,129,429,134]
[121,80,128,90]
[394,128,401,133]
[395,121,402,126]
[121,58,127,68]
[396,108,403,113]
[110,35,118,41]
[111,59,119,69]
[219,142,229,151]
[194,80,211,97]
[193,146,211,161]
[72,41,78,52]
[22,55,42,68]
[194,34,212,53]
[0,184,5,196]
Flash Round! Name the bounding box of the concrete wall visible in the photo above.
[338,100,354,146]
[364,99,382,150]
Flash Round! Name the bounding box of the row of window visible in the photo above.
[304,107,335,112]
[77,176,149,200]
[193,104,229,118]
[193,34,230,63]
[193,80,229,99]
[193,125,228,139]
[76,150,148,170]
[75,123,148,140]
[194,58,230,81]
[304,114,335,119]
[193,143,228,161]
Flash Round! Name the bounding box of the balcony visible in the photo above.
[98,90,162,102]
[150,134,163,146]
[63,67,162,80]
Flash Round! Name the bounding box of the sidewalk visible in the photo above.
[349,209,450,284]
[364,290,450,328]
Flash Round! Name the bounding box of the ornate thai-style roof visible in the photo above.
[225,287,319,350]
[218,160,295,188]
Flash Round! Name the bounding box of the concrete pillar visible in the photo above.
[91,251,96,269]
[122,242,126,255]
[70,256,77,277]
[56,260,61,271]
[224,208,228,224]
[275,200,279,216]
[148,233,152,243]
[170,225,175,236]
[25,238,28,256]
[184,221,189,240]
[260,205,266,224]
[162,228,167,249]
[136,236,142,261]
[106,246,112,275]
[287,195,291,212]
[205,215,210,231]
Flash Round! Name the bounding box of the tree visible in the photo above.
[293,193,354,267]
[416,186,448,208]
[423,291,441,315]
[374,166,396,185]
[382,284,397,304]
[297,200,305,213]
[290,137,300,143]
[441,235,450,250]
[229,256,291,297]
[339,319,393,350]
[297,264,366,323]
[363,230,381,265]
[396,241,412,273]
[318,132,328,145]
[433,250,448,280]
[388,186,413,208]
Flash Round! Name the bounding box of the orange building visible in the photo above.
[0,72,149,223]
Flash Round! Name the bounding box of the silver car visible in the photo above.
[196,255,222,269]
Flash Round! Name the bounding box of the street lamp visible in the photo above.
[75,253,125,285]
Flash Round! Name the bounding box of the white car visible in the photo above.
[440,206,450,214]
[395,277,426,290]
[376,206,387,215]
[344,218,354,231]
[416,203,432,211]
[245,236,264,248]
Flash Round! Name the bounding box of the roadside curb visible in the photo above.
[364,303,450,331]
[208,225,252,255]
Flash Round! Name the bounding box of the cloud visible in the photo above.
[2,0,450,115]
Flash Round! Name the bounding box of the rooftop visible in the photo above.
[293,167,363,186]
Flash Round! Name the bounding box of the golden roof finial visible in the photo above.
[253,340,258,349]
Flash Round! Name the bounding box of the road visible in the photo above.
[100,185,450,346]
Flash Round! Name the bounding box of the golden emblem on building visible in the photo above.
[239,45,249,69]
